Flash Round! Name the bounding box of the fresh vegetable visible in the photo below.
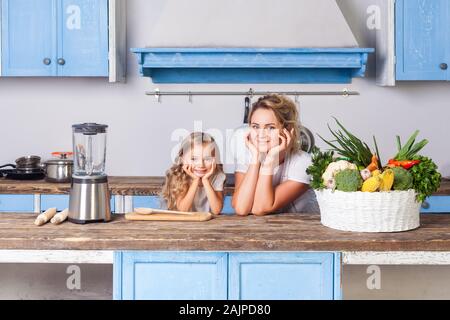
[394,130,428,161]
[361,176,381,192]
[360,169,372,181]
[409,156,441,203]
[366,154,379,172]
[321,160,357,185]
[335,169,363,192]
[306,147,334,190]
[319,118,373,168]
[388,159,421,170]
[379,169,394,192]
[372,169,381,177]
[391,167,413,191]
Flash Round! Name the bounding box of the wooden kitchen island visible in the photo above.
[1,177,450,299]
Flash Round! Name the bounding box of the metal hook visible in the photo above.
[342,88,349,98]
[248,88,254,99]
[154,88,161,103]
[294,95,299,104]
[188,91,193,103]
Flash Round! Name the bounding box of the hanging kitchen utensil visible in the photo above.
[243,96,250,124]
[299,126,315,153]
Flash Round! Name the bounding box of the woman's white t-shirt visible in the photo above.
[235,149,319,213]
[193,172,227,212]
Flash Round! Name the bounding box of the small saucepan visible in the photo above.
[42,152,74,183]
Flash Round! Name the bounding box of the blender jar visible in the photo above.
[72,123,108,177]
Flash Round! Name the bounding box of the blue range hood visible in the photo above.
[131,47,374,84]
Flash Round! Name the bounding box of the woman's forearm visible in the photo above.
[251,162,277,215]
[176,179,200,212]
[203,180,223,215]
[232,163,260,215]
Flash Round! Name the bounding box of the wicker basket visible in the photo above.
[315,189,421,232]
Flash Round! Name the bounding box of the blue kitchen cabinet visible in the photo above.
[421,196,450,213]
[0,195,34,212]
[1,0,108,76]
[114,252,228,300]
[396,0,449,80]
[132,196,162,210]
[228,252,340,300]
[114,251,341,300]
[1,0,57,76]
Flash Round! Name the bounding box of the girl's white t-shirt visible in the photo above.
[235,149,319,213]
[193,172,227,212]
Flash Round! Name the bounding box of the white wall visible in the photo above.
[1,0,450,300]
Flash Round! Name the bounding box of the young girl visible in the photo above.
[232,94,318,216]
[161,132,226,214]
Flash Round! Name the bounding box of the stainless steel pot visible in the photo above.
[42,153,73,183]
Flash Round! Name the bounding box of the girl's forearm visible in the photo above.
[232,163,260,215]
[202,180,223,215]
[177,179,200,212]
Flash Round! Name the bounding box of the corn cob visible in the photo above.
[379,169,394,191]
[361,176,381,192]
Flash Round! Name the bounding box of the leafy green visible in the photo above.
[394,130,428,160]
[409,156,441,203]
[318,117,373,168]
[306,146,334,190]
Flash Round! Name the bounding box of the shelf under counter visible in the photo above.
[0,176,449,196]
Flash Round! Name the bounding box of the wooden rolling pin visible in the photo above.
[135,208,198,216]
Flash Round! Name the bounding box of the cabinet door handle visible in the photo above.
[43,58,52,65]
[440,63,448,70]
[57,58,66,66]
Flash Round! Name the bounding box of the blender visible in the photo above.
[69,123,111,224]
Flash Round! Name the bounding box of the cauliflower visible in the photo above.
[392,167,413,191]
[360,169,372,181]
[335,169,363,192]
[322,160,358,186]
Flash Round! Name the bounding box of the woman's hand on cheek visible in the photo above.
[202,159,216,182]
[245,131,259,163]
[265,128,293,167]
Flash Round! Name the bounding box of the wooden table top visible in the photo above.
[1,213,450,251]
[0,176,448,196]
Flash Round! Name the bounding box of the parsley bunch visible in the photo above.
[307,147,334,190]
[410,156,441,202]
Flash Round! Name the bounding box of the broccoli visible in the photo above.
[392,167,413,190]
[335,169,363,192]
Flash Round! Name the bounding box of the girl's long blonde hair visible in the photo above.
[161,132,224,210]
[248,94,301,154]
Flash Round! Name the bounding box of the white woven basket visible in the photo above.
[315,189,421,232]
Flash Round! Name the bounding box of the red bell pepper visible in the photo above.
[388,159,421,170]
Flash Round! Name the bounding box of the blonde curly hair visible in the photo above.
[248,94,301,154]
[161,132,224,210]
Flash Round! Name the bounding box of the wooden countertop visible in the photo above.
[1,213,450,251]
[0,176,449,196]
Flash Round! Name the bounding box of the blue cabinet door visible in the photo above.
[0,195,35,212]
[1,0,57,76]
[58,0,108,76]
[114,252,228,300]
[421,196,450,213]
[396,0,448,80]
[228,252,340,300]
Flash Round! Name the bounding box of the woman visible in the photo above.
[232,94,318,216]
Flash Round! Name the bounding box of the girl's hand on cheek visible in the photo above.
[202,159,216,182]
[183,164,200,181]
